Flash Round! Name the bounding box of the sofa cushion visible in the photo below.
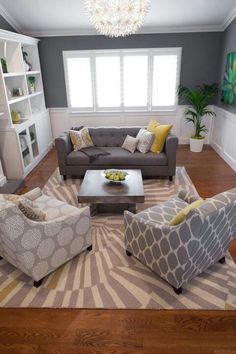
[66,147,168,166]
[89,127,141,147]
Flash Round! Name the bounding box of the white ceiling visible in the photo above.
[0,0,236,37]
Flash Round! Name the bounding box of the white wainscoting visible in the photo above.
[210,106,236,172]
[48,105,236,172]
[49,106,213,144]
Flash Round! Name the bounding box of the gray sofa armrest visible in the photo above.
[164,134,178,177]
[55,133,73,176]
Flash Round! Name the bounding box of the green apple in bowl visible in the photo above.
[104,170,127,182]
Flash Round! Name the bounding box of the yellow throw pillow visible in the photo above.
[147,119,160,131]
[149,124,172,153]
[170,199,205,226]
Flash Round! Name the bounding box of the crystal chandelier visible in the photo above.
[85,0,151,37]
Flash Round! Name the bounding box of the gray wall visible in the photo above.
[0,14,16,32]
[218,18,236,114]
[38,32,223,108]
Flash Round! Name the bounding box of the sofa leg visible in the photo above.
[63,175,67,181]
[87,245,92,252]
[173,286,182,295]
[126,250,132,257]
[219,256,226,264]
[169,176,173,182]
[34,279,43,288]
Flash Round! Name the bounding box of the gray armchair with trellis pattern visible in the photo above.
[124,188,236,294]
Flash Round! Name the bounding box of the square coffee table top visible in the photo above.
[78,169,144,204]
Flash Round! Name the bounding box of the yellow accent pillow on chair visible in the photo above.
[148,124,173,153]
[170,199,205,226]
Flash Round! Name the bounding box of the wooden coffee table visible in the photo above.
[78,169,145,215]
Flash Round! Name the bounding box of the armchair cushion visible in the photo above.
[23,187,42,201]
[178,189,200,204]
[33,194,78,220]
[136,197,188,226]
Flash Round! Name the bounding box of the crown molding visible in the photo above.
[23,24,224,38]
[0,3,22,33]
[222,4,236,30]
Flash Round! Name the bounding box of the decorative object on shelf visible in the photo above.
[221,52,236,107]
[30,131,35,142]
[0,58,8,73]
[84,0,150,37]
[22,50,32,71]
[12,88,23,97]
[11,110,22,124]
[6,88,12,100]
[178,83,218,153]
[27,76,36,94]
[19,134,27,151]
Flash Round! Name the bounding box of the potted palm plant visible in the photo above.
[178,83,218,152]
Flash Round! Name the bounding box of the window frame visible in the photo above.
[63,47,182,114]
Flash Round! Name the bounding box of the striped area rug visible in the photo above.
[0,167,235,309]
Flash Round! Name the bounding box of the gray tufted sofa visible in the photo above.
[124,188,236,294]
[55,127,178,180]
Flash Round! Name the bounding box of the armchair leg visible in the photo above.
[173,286,182,295]
[126,250,132,257]
[219,256,226,264]
[169,176,173,182]
[34,279,43,288]
[63,175,67,181]
[87,245,92,252]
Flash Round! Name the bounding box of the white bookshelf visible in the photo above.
[0,30,52,179]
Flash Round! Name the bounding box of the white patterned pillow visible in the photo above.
[136,129,154,154]
[69,127,94,151]
[122,135,139,153]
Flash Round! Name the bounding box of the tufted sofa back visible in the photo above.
[89,127,141,147]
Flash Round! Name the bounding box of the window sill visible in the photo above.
[68,109,178,117]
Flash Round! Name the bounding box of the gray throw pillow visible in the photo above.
[122,135,139,153]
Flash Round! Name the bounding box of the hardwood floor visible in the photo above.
[1,144,236,353]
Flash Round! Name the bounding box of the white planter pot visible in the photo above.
[190,138,204,152]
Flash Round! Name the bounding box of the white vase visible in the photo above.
[190,138,204,152]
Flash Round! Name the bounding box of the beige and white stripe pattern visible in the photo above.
[0,167,235,309]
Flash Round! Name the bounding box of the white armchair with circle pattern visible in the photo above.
[0,188,92,287]
[124,188,236,294]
